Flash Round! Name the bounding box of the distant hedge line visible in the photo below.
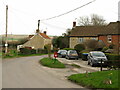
[19,48,54,55]
[105,53,120,60]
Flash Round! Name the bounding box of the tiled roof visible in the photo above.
[70,21,120,37]
[99,22,120,35]
[29,33,51,39]
[70,26,105,36]
[40,33,51,39]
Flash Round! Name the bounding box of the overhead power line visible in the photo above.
[41,0,96,21]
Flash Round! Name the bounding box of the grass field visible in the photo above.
[40,58,65,68]
[68,70,119,89]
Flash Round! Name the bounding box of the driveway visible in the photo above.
[2,55,86,88]
[57,57,107,73]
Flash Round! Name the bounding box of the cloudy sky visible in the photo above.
[0,0,120,36]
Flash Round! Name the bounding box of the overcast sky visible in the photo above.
[0,0,120,36]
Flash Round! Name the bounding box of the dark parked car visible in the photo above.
[87,51,108,67]
[66,50,79,60]
[57,50,67,58]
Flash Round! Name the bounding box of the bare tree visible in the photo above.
[78,14,107,26]
[78,16,91,26]
[91,14,107,26]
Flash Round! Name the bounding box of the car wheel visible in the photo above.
[90,61,94,67]
[68,57,70,60]
[88,61,90,65]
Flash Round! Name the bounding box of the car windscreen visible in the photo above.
[70,51,77,54]
[58,50,67,53]
[61,51,67,54]
[92,52,105,57]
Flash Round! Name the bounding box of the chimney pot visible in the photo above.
[44,31,47,34]
[36,29,40,33]
[73,21,76,28]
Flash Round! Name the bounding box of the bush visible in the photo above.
[38,49,47,54]
[101,47,109,52]
[84,39,98,50]
[109,44,115,49]
[74,44,85,52]
[63,48,74,51]
[105,53,120,60]
[19,48,36,55]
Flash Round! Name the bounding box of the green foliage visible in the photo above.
[19,48,36,55]
[52,36,69,49]
[68,70,119,88]
[63,48,74,51]
[38,49,47,54]
[84,40,98,50]
[2,50,18,58]
[105,53,120,60]
[102,47,109,52]
[40,58,65,68]
[74,44,85,52]
[109,44,115,49]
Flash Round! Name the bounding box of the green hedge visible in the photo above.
[63,48,74,51]
[19,48,36,55]
[105,53,120,60]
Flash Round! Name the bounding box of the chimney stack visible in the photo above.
[36,29,40,34]
[43,31,47,34]
[73,21,76,28]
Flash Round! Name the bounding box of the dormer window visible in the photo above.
[107,35,112,43]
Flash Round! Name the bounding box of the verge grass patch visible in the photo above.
[40,58,65,68]
[68,70,119,89]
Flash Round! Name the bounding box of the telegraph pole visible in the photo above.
[38,20,40,30]
[5,5,8,54]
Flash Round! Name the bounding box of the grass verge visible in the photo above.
[40,58,65,68]
[2,52,47,59]
[68,70,119,89]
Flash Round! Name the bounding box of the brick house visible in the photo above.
[98,22,120,53]
[69,21,120,53]
[21,29,52,50]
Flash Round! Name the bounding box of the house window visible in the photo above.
[78,38,84,43]
[91,37,97,40]
[107,35,112,43]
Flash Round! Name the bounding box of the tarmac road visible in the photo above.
[2,55,85,88]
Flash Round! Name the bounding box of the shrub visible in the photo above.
[105,53,120,60]
[74,44,85,52]
[84,39,98,50]
[109,44,115,49]
[101,47,109,52]
[63,48,74,51]
[19,48,36,55]
[38,49,47,54]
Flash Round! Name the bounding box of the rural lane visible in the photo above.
[2,55,86,88]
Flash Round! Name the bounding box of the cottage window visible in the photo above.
[107,35,112,43]
[91,37,97,40]
[79,38,84,43]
